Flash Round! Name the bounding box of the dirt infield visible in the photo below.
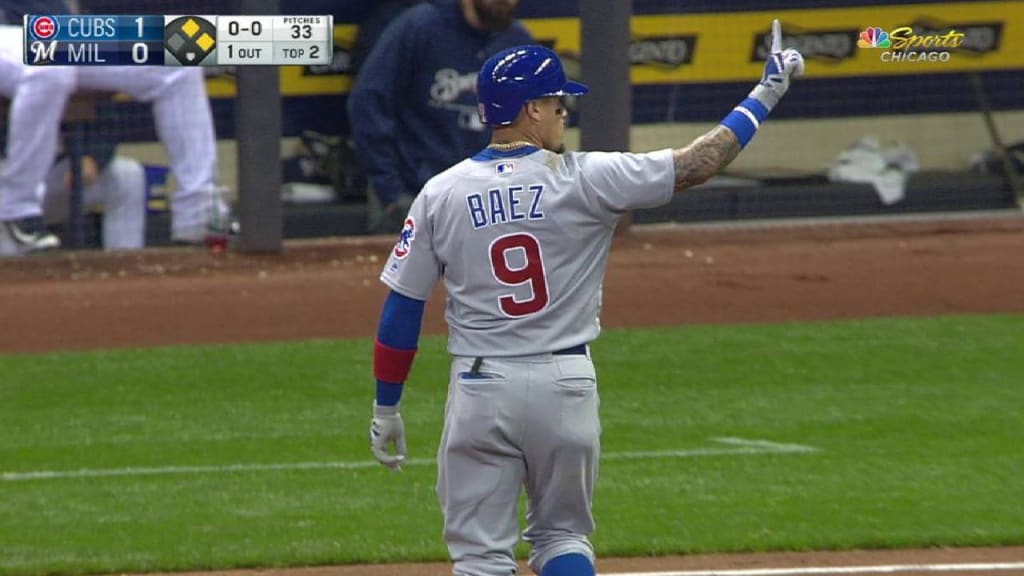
[2,214,1023,354]
[1,213,1022,574]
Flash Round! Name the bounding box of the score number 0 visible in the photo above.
[227,20,262,35]
[127,16,149,63]
[224,19,265,60]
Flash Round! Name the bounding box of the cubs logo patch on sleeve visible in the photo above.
[393,217,416,260]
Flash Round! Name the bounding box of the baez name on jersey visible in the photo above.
[466,184,545,230]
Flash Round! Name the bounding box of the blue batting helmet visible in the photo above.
[477,45,589,126]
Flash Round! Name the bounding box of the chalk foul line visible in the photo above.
[2,437,818,482]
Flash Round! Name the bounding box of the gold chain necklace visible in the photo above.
[487,140,536,151]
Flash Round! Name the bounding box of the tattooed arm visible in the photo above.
[671,20,804,194]
[673,126,742,192]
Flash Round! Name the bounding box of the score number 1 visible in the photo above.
[119,14,159,63]
[130,15,150,64]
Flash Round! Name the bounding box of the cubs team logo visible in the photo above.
[393,217,415,260]
[30,16,59,40]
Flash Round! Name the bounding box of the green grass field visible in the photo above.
[2,315,1022,576]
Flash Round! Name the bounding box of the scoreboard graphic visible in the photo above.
[23,14,333,66]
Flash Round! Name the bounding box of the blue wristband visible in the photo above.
[720,97,770,148]
[376,381,404,406]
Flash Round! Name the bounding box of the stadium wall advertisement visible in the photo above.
[194,0,1022,134]
[110,1,1020,184]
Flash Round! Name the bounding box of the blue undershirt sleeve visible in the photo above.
[375,290,426,406]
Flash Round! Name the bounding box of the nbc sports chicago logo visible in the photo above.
[858,25,965,62]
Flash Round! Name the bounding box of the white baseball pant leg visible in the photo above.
[43,156,147,250]
[0,25,76,222]
[96,157,147,250]
[522,353,600,575]
[437,354,600,576]
[73,67,221,236]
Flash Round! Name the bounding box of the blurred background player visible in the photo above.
[368,32,804,576]
[0,1,231,256]
[41,99,147,251]
[347,0,532,234]
[70,65,232,246]
[0,0,69,253]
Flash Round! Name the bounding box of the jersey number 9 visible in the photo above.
[490,233,549,317]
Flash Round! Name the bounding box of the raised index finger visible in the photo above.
[771,19,782,53]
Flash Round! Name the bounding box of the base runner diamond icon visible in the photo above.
[164,16,216,66]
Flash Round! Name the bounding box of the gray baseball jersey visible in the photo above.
[380,146,675,356]
[380,145,675,575]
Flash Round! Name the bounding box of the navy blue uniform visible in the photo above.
[347,0,532,206]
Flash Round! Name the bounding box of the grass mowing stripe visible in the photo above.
[1,314,1021,576]
[1,438,819,481]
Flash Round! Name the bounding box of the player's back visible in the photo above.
[381,145,674,357]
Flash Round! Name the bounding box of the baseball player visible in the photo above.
[0,15,66,253]
[69,65,230,245]
[347,0,532,234]
[369,23,804,576]
[0,5,230,255]
[41,102,147,251]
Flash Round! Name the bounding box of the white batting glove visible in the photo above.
[748,19,805,111]
[370,402,406,470]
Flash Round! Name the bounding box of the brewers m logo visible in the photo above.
[29,40,58,64]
